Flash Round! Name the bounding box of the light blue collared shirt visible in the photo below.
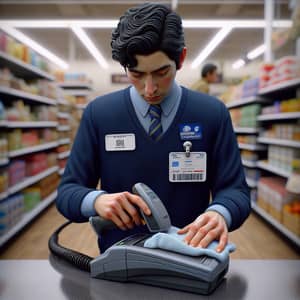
[80,82,232,228]
[130,81,182,134]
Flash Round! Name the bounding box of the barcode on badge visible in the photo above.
[172,173,204,181]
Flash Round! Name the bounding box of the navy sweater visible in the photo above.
[57,87,250,252]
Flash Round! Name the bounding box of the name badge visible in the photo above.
[105,133,136,151]
[179,123,202,140]
[169,152,206,182]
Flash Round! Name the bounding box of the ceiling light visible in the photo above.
[191,26,232,69]
[0,19,292,29]
[71,26,108,69]
[247,44,266,60]
[1,25,69,70]
[232,59,246,69]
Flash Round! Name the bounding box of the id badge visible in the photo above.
[105,133,135,151]
[169,152,206,182]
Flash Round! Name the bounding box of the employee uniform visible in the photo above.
[57,82,250,252]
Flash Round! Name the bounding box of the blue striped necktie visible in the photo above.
[148,104,163,141]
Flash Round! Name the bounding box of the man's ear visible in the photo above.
[178,47,187,70]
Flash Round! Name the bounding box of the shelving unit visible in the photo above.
[0,86,57,106]
[256,160,291,178]
[0,190,57,247]
[0,51,55,81]
[259,78,300,96]
[227,95,269,109]
[255,77,300,246]
[56,78,93,176]
[0,50,60,247]
[8,141,59,158]
[257,137,300,148]
[252,201,300,248]
[257,112,300,121]
[227,96,265,212]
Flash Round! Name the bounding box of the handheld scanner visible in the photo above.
[132,183,171,233]
[89,183,171,235]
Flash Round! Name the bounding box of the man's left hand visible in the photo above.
[177,211,228,252]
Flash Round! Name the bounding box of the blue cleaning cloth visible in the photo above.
[144,226,236,262]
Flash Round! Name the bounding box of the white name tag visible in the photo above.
[169,152,207,182]
[105,133,136,151]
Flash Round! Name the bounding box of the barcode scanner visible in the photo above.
[89,183,171,235]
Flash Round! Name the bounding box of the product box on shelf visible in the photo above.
[283,201,300,236]
[257,176,290,223]
[0,193,24,236]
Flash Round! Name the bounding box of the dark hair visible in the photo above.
[111,3,185,69]
[201,63,217,78]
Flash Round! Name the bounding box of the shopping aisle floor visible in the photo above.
[0,203,299,259]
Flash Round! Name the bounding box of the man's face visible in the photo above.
[206,70,218,84]
[126,51,177,105]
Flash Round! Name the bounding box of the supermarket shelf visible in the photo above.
[257,137,300,148]
[251,201,300,248]
[0,51,55,81]
[259,78,300,96]
[8,166,59,195]
[64,89,91,96]
[246,177,257,188]
[0,158,9,166]
[8,141,59,158]
[0,120,7,127]
[57,98,70,106]
[242,159,257,168]
[58,82,93,90]
[57,125,71,131]
[0,86,57,105]
[238,143,267,151]
[57,112,70,119]
[234,127,260,134]
[58,168,65,175]
[57,150,70,159]
[0,191,8,201]
[256,161,291,178]
[0,190,57,248]
[58,138,71,145]
[6,121,58,128]
[257,112,300,121]
[226,96,268,109]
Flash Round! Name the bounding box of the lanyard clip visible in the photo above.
[183,141,192,157]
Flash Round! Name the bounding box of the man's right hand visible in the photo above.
[94,192,151,230]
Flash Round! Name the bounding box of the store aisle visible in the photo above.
[0,203,299,260]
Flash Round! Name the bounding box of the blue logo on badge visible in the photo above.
[172,161,179,167]
[179,123,202,140]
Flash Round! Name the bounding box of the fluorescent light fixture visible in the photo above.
[0,19,292,29]
[71,25,108,69]
[1,25,69,70]
[191,26,232,69]
[247,44,266,60]
[232,59,246,69]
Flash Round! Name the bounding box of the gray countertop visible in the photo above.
[0,257,299,300]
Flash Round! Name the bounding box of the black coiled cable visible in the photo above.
[48,221,92,272]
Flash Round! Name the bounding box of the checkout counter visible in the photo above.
[0,256,299,300]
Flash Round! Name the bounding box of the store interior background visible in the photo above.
[0,0,299,258]
[0,0,293,95]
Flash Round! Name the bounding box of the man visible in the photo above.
[191,63,219,94]
[57,3,250,254]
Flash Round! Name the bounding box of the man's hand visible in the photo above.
[94,192,151,231]
[177,211,228,252]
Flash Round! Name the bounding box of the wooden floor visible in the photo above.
[0,203,299,259]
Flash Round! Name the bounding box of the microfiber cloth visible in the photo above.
[144,226,236,262]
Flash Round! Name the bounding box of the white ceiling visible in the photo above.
[0,0,291,68]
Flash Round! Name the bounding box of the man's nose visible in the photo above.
[145,76,157,95]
